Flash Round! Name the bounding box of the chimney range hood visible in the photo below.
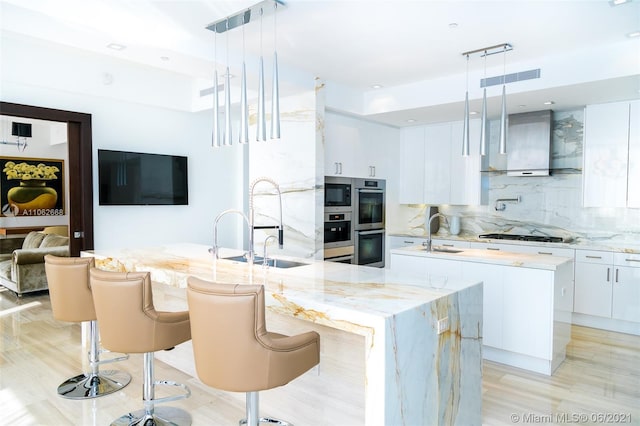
[506,110,552,176]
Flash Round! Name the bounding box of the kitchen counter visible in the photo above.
[85,243,483,426]
[390,244,571,270]
[390,244,574,375]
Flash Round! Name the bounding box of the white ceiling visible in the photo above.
[1,0,639,126]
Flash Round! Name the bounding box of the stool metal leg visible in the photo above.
[57,320,131,399]
[239,391,293,426]
[112,352,191,426]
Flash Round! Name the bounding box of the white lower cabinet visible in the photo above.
[574,250,640,330]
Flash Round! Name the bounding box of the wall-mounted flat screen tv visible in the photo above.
[98,149,188,206]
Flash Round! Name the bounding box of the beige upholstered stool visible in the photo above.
[90,268,192,426]
[44,255,131,399]
[187,277,320,426]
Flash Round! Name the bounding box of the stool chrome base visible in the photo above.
[111,406,191,426]
[57,369,131,399]
[240,418,292,426]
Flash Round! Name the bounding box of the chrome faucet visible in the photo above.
[262,234,278,267]
[212,209,252,262]
[425,212,449,252]
[249,177,284,260]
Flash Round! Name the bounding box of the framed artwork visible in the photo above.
[1,156,65,217]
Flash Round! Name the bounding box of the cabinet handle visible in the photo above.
[624,258,640,263]
[606,267,610,282]
[538,251,553,255]
[487,247,500,251]
[615,268,619,283]
[586,255,602,259]
[372,166,376,177]
[334,162,339,175]
[442,244,454,247]
[403,241,415,244]
[339,162,343,174]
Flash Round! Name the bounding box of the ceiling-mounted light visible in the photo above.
[204,0,284,147]
[627,30,640,38]
[499,44,508,155]
[479,50,488,156]
[543,101,555,105]
[106,43,126,51]
[270,1,280,140]
[462,54,470,157]
[212,32,221,148]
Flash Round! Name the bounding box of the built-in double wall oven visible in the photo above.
[324,176,385,268]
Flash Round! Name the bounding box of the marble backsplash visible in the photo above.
[388,109,640,246]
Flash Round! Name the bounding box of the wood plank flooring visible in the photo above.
[1,288,639,426]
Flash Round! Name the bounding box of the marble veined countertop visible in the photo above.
[391,244,572,270]
[389,232,640,253]
[88,243,481,322]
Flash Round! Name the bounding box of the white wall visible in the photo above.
[1,36,242,250]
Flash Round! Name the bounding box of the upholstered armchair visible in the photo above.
[0,231,70,296]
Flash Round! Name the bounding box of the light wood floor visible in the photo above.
[1,288,639,426]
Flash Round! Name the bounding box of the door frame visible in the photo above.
[0,101,94,255]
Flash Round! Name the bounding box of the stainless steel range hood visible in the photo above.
[506,110,552,176]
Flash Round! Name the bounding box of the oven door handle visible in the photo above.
[357,230,384,236]
[357,189,383,194]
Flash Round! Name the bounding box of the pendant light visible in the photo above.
[239,18,249,144]
[479,50,488,156]
[212,32,221,148]
[257,8,267,141]
[462,54,470,157]
[224,19,232,146]
[498,44,508,155]
[270,2,280,140]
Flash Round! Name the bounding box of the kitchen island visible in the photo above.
[86,243,483,426]
[391,245,574,375]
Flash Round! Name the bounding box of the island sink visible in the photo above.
[222,254,308,269]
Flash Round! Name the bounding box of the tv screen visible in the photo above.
[98,149,188,206]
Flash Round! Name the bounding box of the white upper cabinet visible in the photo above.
[324,112,392,178]
[399,119,481,205]
[583,100,639,208]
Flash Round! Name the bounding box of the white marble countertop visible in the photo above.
[390,244,572,270]
[87,243,481,324]
[388,232,640,253]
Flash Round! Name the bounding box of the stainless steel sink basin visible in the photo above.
[222,255,308,269]
[431,247,463,254]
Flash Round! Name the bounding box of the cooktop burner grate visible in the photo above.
[478,233,563,243]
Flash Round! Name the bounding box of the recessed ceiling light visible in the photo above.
[106,43,126,51]
[371,84,383,89]
[543,101,555,105]
[469,111,478,115]
[627,31,640,38]
[610,0,630,6]
[519,104,527,108]
[449,23,458,29]
[406,119,416,123]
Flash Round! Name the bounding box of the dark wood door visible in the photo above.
[0,102,94,255]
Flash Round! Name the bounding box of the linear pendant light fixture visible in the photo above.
[461,43,512,156]
[205,0,284,147]
[462,54,470,157]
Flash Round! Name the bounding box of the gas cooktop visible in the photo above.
[478,233,564,243]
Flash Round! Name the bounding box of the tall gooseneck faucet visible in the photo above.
[212,209,251,261]
[249,177,284,259]
[426,212,449,252]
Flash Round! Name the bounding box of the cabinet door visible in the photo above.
[583,102,630,207]
[574,262,612,318]
[627,100,640,208]
[612,265,640,323]
[462,262,503,349]
[450,119,481,205]
[424,123,452,204]
[502,267,553,359]
[360,124,393,179]
[324,113,358,176]
[399,127,426,204]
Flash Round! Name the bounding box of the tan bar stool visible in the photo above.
[187,277,320,426]
[44,255,131,399]
[90,268,192,426]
